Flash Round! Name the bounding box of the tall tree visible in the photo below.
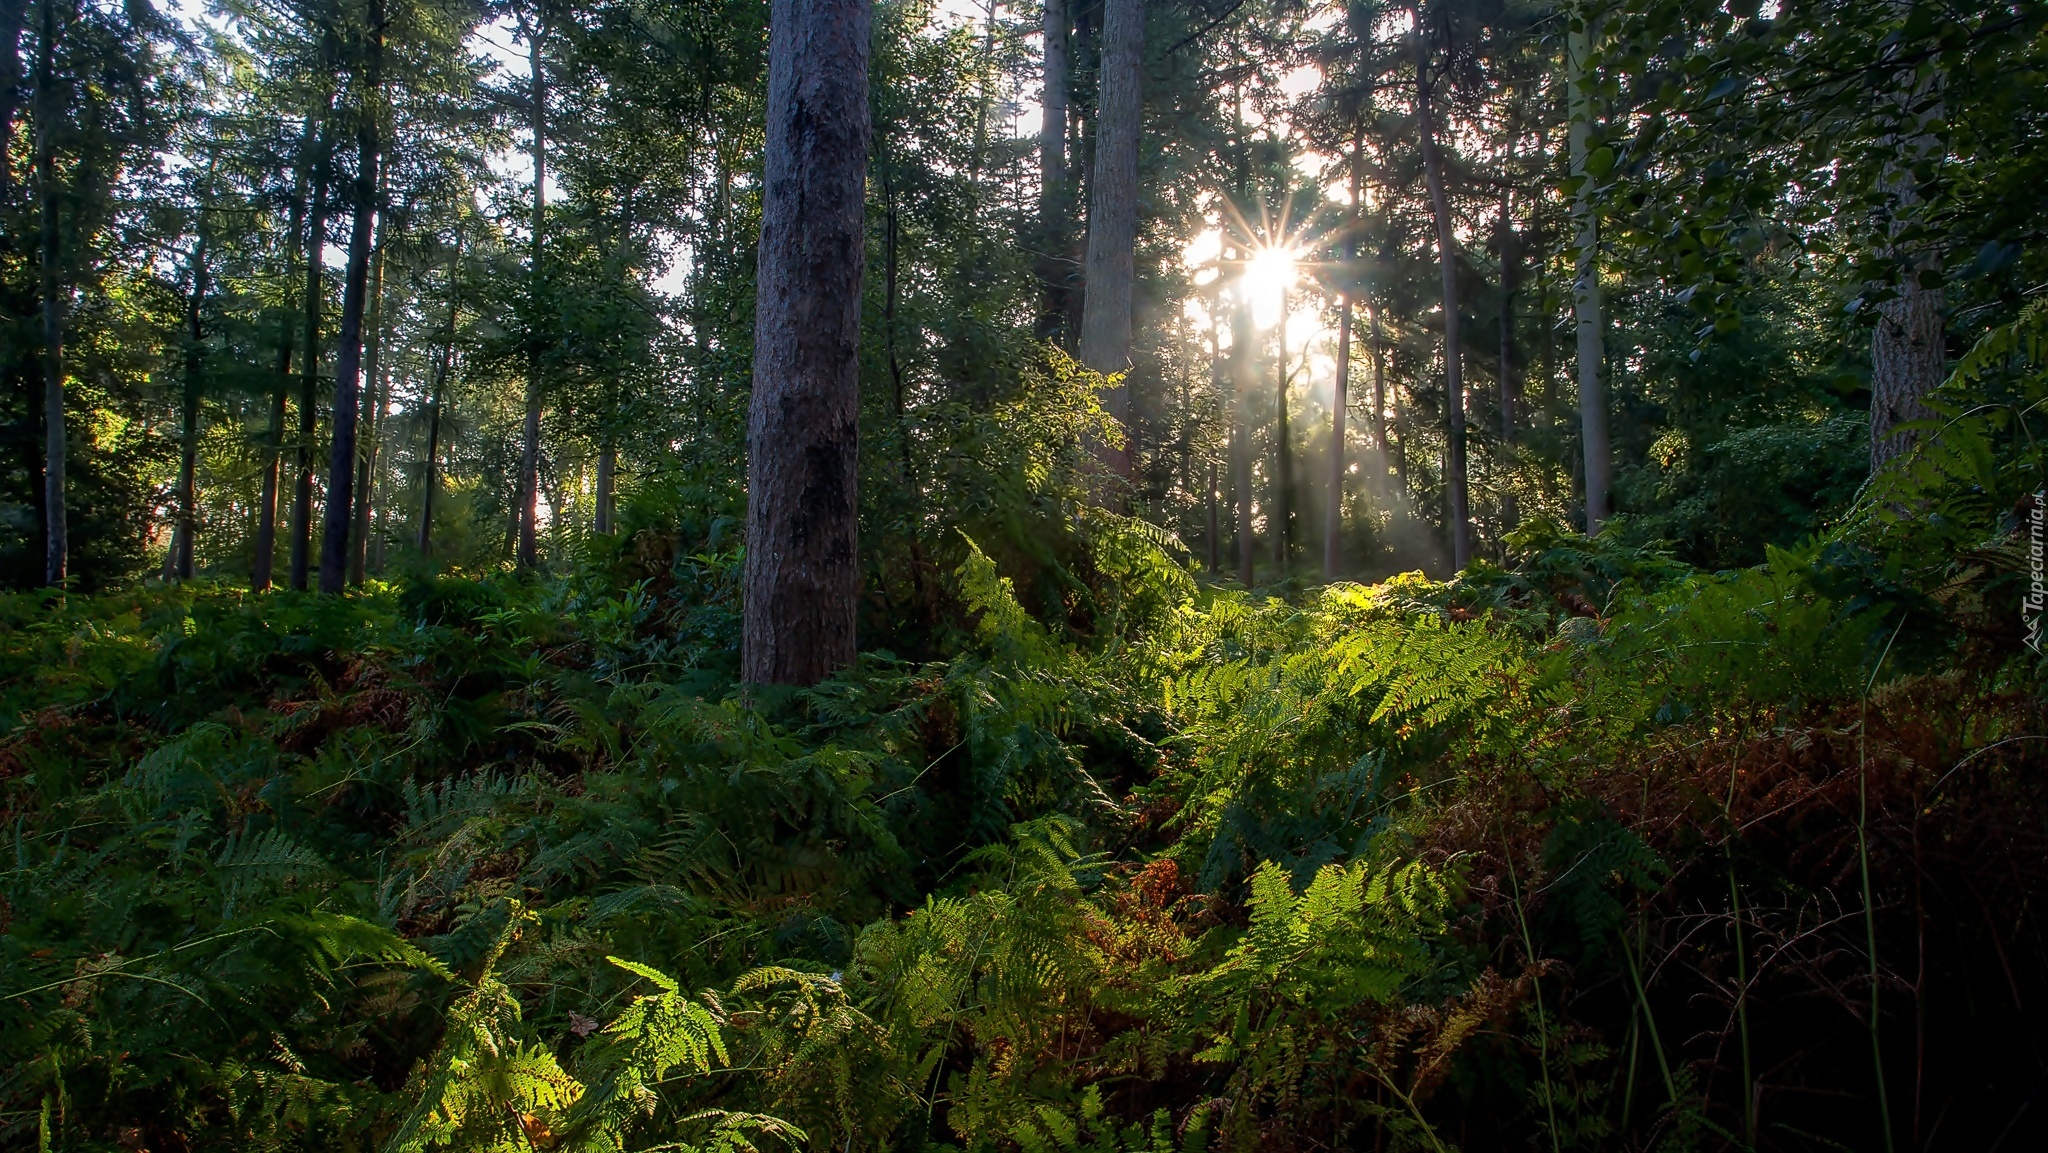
[290,107,335,591]
[1568,6,1609,534]
[516,1,546,569]
[1078,0,1141,480]
[1414,3,1469,568]
[34,0,64,585]
[1867,15,1944,473]
[317,1,382,595]
[740,0,871,684]
[166,222,209,580]
[1038,0,1068,338]
[253,134,310,592]
[1324,134,1360,579]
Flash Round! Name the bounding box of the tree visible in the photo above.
[740,0,872,685]
[1077,0,1141,481]
[1413,0,1469,568]
[317,0,382,594]
[1567,3,1609,535]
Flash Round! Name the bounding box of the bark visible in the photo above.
[254,142,309,592]
[1326,147,1359,580]
[1568,13,1610,534]
[594,442,615,535]
[1369,296,1389,477]
[1272,287,1291,571]
[1868,17,1946,474]
[1205,457,1219,573]
[317,13,380,596]
[741,0,871,685]
[517,6,546,569]
[169,234,209,580]
[1498,185,1519,531]
[348,232,387,585]
[418,242,459,556]
[35,0,63,586]
[290,111,335,592]
[1230,269,1256,586]
[1415,24,1469,569]
[1037,0,1069,336]
[1077,0,1141,480]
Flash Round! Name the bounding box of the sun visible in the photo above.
[1240,245,1298,329]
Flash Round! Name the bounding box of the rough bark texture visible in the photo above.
[349,241,387,585]
[1569,15,1610,534]
[1369,298,1389,476]
[1271,288,1290,571]
[1077,0,1141,478]
[36,0,63,586]
[317,35,380,596]
[290,115,333,592]
[1037,0,1068,337]
[253,155,307,592]
[1497,189,1519,531]
[594,442,614,535]
[170,237,208,580]
[1230,277,1255,587]
[518,9,545,569]
[1415,32,1469,570]
[741,0,872,685]
[1868,25,1945,474]
[419,279,456,556]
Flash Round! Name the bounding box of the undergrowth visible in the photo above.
[4,306,2048,1151]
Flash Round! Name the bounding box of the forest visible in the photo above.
[2,0,2047,1146]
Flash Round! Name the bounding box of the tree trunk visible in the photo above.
[1326,151,1358,579]
[253,146,309,592]
[290,112,334,592]
[1037,0,1069,337]
[419,250,458,557]
[35,0,63,586]
[1230,271,1256,586]
[170,234,209,580]
[349,232,387,585]
[1498,184,1519,531]
[1568,13,1610,534]
[518,6,546,569]
[1371,305,1391,461]
[1415,26,1469,569]
[1272,286,1291,571]
[741,0,871,685]
[594,441,615,535]
[1868,20,1946,473]
[317,15,380,595]
[1077,0,1141,480]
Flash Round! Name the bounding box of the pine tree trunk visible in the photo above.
[1230,278,1256,586]
[594,441,615,534]
[290,113,334,592]
[1568,12,1610,534]
[1369,297,1388,477]
[1498,186,1519,531]
[1415,27,1469,569]
[419,235,460,557]
[35,0,63,586]
[741,0,871,685]
[1037,0,1069,338]
[1868,24,1946,473]
[253,152,308,592]
[171,236,208,580]
[349,237,387,585]
[1327,297,1351,582]
[1078,0,1141,480]
[317,18,380,596]
[518,7,546,569]
[1272,287,1291,571]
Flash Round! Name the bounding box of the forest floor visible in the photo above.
[3,514,2044,1152]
